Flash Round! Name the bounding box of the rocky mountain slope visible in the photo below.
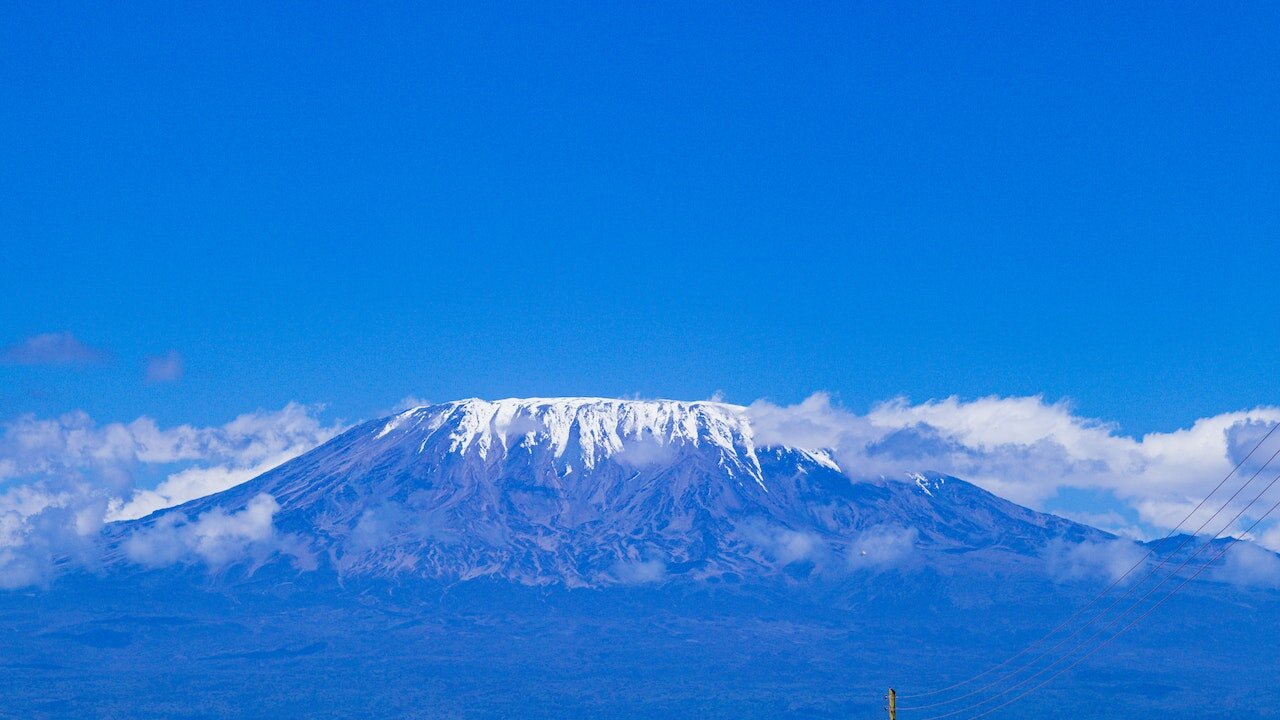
[104,398,1114,586]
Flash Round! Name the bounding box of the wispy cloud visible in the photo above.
[387,395,431,414]
[1044,538,1146,583]
[1213,541,1280,589]
[0,332,105,367]
[735,517,826,566]
[611,557,666,584]
[848,524,919,570]
[144,350,184,384]
[1054,510,1147,540]
[733,519,919,573]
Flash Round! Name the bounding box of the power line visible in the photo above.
[910,467,1280,720]
[960,488,1280,720]
[898,423,1280,710]
[895,420,1280,701]
[901,438,1280,712]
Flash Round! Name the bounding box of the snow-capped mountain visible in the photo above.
[27,399,1280,720]
[107,397,1111,586]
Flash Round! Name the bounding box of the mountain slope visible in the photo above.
[105,398,1113,586]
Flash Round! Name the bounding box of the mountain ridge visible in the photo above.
[101,397,1119,587]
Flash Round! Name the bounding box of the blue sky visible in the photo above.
[2,1,1279,436]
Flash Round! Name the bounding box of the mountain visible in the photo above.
[104,397,1112,587]
[7,398,1280,719]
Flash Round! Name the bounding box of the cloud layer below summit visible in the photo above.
[2,393,1280,588]
[746,394,1280,541]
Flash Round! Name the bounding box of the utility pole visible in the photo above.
[886,688,896,720]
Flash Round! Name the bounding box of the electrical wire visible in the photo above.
[896,421,1280,701]
[910,467,1280,720]
[960,489,1280,720]
[898,425,1280,711]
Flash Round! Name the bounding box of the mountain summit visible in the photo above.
[109,397,1108,586]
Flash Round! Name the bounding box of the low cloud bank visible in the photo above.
[0,404,343,587]
[124,493,314,570]
[747,394,1280,550]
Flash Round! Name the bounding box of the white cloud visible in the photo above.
[106,402,341,520]
[1259,525,1280,553]
[144,351,184,383]
[848,524,919,570]
[106,416,340,522]
[1054,510,1146,540]
[387,395,431,414]
[735,517,826,566]
[612,557,666,584]
[1045,538,1146,583]
[614,433,679,468]
[0,402,340,485]
[111,465,262,521]
[746,394,1280,540]
[749,393,866,450]
[123,493,314,570]
[344,504,407,555]
[0,404,344,587]
[0,332,105,366]
[0,490,108,589]
[1211,542,1280,589]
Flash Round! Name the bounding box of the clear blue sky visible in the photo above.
[2,1,1277,434]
